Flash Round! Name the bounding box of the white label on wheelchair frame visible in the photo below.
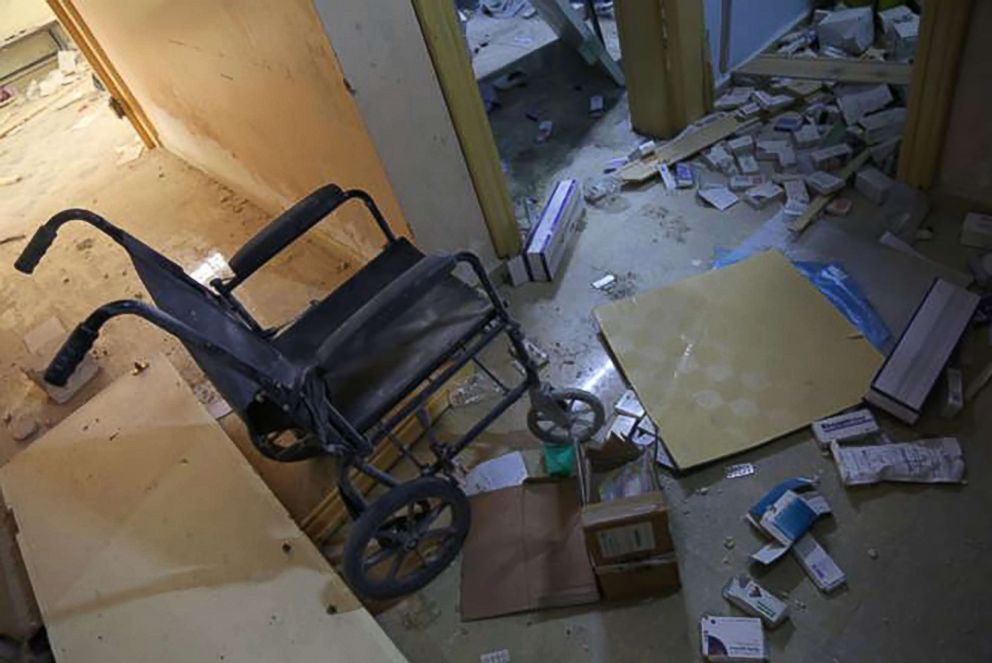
[596,522,656,559]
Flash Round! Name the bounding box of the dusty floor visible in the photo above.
[374,18,992,663]
[2,18,991,663]
[0,72,357,468]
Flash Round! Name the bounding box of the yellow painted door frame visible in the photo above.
[410,0,521,258]
[46,0,160,149]
[897,0,974,189]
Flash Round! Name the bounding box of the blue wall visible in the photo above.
[703,0,814,85]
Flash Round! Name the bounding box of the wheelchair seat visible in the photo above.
[273,237,496,433]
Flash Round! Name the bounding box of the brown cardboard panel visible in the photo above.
[460,480,599,620]
[595,251,882,469]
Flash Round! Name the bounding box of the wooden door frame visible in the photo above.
[897,0,974,189]
[410,0,521,258]
[46,0,159,149]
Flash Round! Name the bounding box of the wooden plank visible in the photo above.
[737,54,913,85]
[897,0,974,188]
[0,357,406,662]
[790,149,871,234]
[411,0,521,258]
[618,114,743,183]
[46,0,159,149]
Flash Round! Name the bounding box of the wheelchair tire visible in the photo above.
[342,476,470,601]
[527,387,605,445]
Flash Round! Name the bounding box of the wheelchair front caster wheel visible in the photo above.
[342,477,470,601]
[527,387,605,445]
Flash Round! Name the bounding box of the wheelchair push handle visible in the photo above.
[44,323,100,387]
[14,223,58,274]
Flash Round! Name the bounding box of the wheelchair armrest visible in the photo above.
[223,185,397,291]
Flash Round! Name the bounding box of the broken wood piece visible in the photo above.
[617,114,743,184]
[791,150,871,233]
[737,54,912,85]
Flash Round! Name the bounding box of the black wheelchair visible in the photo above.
[15,184,605,600]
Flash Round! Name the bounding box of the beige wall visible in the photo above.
[937,0,992,209]
[73,0,411,259]
[313,0,497,267]
[0,0,54,41]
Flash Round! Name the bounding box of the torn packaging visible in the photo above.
[836,84,893,126]
[831,438,966,486]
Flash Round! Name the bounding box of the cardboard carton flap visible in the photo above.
[580,490,668,529]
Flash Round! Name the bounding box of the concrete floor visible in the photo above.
[2,18,990,663]
[376,21,992,663]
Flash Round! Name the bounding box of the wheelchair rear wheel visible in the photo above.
[527,387,605,445]
[343,476,470,601]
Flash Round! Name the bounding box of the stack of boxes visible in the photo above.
[576,391,680,601]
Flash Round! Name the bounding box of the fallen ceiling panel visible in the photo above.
[595,251,882,469]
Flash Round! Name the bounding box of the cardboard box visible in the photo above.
[594,555,680,602]
[867,278,980,423]
[578,443,673,565]
[524,179,585,282]
[961,212,992,249]
[460,479,600,620]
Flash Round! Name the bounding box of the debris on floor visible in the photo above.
[867,279,980,423]
[480,649,511,663]
[722,575,789,628]
[724,463,754,479]
[591,273,616,290]
[449,372,502,407]
[811,408,879,450]
[830,437,966,486]
[512,178,585,284]
[463,450,529,495]
[21,317,101,405]
[700,615,766,661]
[746,477,845,593]
[115,140,145,166]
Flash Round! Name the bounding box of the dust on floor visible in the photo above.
[0,71,356,464]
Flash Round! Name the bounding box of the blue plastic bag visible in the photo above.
[712,250,891,351]
[792,261,891,351]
